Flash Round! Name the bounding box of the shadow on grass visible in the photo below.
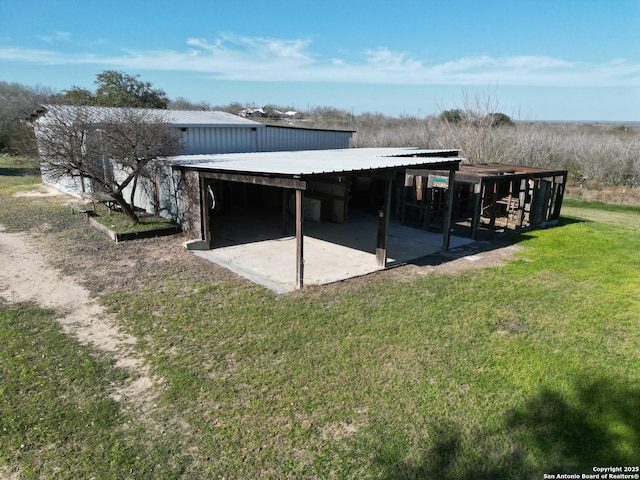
[557,215,589,226]
[409,234,525,267]
[410,216,588,268]
[556,215,590,227]
[375,377,640,479]
[0,166,41,177]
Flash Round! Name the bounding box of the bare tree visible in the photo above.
[436,91,519,164]
[34,105,183,222]
[0,81,58,154]
[168,97,213,111]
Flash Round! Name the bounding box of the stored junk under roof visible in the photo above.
[403,164,568,239]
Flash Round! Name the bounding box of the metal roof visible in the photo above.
[264,123,355,134]
[166,110,262,127]
[166,148,462,176]
[425,163,568,183]
[34,105,262,128]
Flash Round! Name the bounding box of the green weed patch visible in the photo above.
[91,210,177,234]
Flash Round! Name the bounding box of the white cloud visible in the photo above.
[38,31,71,43]
[0,34,638,88]
[184,34,313,66]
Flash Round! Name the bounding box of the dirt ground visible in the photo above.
[0,185,523,409]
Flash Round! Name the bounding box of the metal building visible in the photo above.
[31,105,354,202]
[171,110,353,154]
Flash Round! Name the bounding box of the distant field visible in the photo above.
[1,157,639,479]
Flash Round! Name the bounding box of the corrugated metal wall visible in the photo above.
[179,125,352,154]
[258,126,352,151]
[180,127,258,154]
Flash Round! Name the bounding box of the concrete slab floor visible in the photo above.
[192,211,474,294]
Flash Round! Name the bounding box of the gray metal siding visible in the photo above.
[179,125,350,154]
[181,127,258,154]
[257,126,351,152]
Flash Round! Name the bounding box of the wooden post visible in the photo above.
[551,174,567,220]
[421,177,430,230]
[441,167,456,250]
[199,175,211,247]
[282,188,289,235]
[505,179,515,230]
[471,181,482,240]
[376,178,392,267]
[488,180,498,228]
[516,179,527,228]
[295,189,304,289]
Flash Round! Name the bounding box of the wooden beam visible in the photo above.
[441,167,456,250]
[405,162,460,178]
[295,189,304,289]
[353,169,397,179]
[376,178,393,267]
[198,170,306,190]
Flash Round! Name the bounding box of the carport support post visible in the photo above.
[282,189,289,235]
[471,181,483,240]
[200,175,212,247]
[376,178,393,268]
[441,167,456,250]
[295,189,304,289]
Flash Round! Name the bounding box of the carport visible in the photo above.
[176,148,463,290]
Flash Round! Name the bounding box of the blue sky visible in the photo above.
[1,0,639,121]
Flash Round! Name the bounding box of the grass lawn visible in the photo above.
[91,208,178,234]
[1,156,639,478]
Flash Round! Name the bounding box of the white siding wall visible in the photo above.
[41,167,89,198]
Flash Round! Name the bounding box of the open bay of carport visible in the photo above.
[192,210,474,293]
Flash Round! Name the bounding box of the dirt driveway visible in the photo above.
[0,223,157,406]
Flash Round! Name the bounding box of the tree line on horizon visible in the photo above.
[1,71,639,188]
